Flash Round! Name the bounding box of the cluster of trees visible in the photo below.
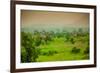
[21,32,40,62]
[21,30,54,62]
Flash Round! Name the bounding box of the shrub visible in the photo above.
[71,47,80,54]
[70,38,75,44]
[41,52,47,55]
[21,32,41,62]
[41,50,58,56]
[84,46,89,54]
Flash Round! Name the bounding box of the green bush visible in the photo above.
[70,38,75,44]
[41,50,58,56]
[84,46,89,54]
[71,47,80,54]
[21,32,41,62]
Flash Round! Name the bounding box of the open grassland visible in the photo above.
[37,36,89,62]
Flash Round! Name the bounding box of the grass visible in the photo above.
[37,36,88,62]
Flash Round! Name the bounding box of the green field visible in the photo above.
[21,29,89,63]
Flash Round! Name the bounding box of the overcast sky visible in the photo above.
[21,10,89,30]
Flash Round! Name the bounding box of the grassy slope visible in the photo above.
[37,36,88,62]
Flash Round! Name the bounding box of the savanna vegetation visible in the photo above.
[21,28,89,63]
